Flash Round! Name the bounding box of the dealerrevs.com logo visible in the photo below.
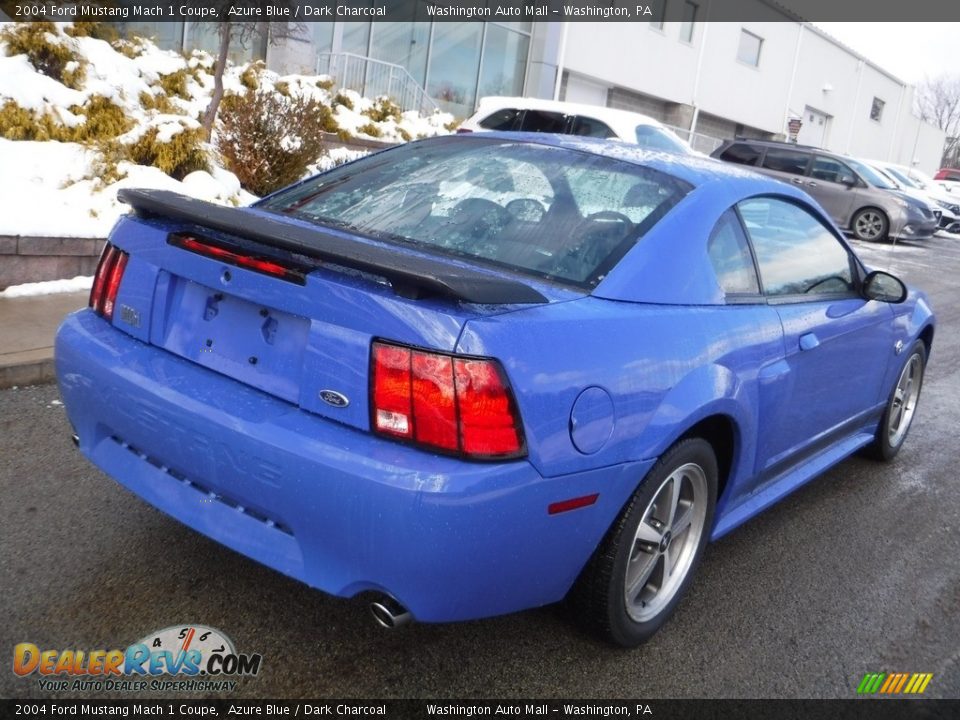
[13,625,262,693]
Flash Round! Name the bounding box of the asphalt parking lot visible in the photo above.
[1,233,958,700]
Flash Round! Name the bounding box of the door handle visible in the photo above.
[799,333,820,351]
[807,181,818,188]
[791,178,804,184]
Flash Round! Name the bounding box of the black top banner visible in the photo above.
[2,0,960,23]
[1,699,959,719]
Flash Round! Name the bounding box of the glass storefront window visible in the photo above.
[188,22,267,65]
[313,23,335,55]
[478,24,529,99]
[341,22,371,56]
[427,24,484,119]
[117,22,184,51]
[369,22,430,87]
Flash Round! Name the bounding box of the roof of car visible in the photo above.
[475,96,670,130]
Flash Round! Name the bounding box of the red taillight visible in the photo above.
[455,128,473,134]
[89,242,128,321]
[371,340,524,459]
[169,233,306,285]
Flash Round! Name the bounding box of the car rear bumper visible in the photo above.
[55,310,647,622]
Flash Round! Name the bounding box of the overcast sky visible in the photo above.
[812,23,960,85]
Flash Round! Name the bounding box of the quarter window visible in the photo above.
[737,30,763,67]
[708,210,760,295]
[738,198,854,297]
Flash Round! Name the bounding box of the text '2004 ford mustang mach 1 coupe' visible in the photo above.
[56,134,934,646]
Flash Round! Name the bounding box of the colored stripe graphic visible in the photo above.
[857,672,933,694]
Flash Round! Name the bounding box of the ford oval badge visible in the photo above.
[319,390,350,408]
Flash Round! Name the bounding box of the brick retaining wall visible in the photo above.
[0,236,103,291]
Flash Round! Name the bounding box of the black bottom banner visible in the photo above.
[2,699,958,720]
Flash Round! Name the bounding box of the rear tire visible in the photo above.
[567,438,717,647]
[867,341,926,461]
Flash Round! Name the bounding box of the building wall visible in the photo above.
[556,5,945,171]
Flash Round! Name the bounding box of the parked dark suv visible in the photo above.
[712,139,939,242]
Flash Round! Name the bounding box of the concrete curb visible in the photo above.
[0,355,56,389]
[0,291,88,389]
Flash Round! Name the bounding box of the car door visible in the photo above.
[737,196,896,481]
[756,146,812,187]
[803,155,861,227]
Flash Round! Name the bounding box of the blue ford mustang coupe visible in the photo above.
[56,134,934,646]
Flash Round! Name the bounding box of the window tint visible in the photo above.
[708,210,760,295]
[519,110,569,134]
[479,108,521,131]
[738,198,854,297]
[761,148,810,175]
[570,116,616,138]
[719,142,763,166]
[810,157,855,184]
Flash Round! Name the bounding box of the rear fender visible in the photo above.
[637,363,755,510]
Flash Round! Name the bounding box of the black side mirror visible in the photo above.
[862,270,907,303]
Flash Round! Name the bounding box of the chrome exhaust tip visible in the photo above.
[71,434,80,448]
[370,596,412,629]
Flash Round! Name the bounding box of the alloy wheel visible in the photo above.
[624,463,708,623]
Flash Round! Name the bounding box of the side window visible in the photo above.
[519,110,569,134]
[738,197,855,297]
[570,116,616,138]
[810,156,856,184]
[718,142,763,167]
[708,210,760,295]
[761,148,811,175]
[478,108,521,131]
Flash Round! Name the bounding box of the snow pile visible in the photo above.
[0,22,455,239]
[0,274,92,298]
[0,137,257,237]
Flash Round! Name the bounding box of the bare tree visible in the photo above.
[915,75,960,167]
[199,10,307,140]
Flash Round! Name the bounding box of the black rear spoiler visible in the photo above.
[117,188,547,305]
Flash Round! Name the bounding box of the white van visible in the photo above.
[457,96,695,156]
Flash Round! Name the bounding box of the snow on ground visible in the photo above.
[0,22,455,239]
[0,274,92,298]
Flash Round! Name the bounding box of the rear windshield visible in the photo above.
[258,137,691,288]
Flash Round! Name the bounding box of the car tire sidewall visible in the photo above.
[852,208,890,242]
[874,341,927,461]
[603,438,718,647]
